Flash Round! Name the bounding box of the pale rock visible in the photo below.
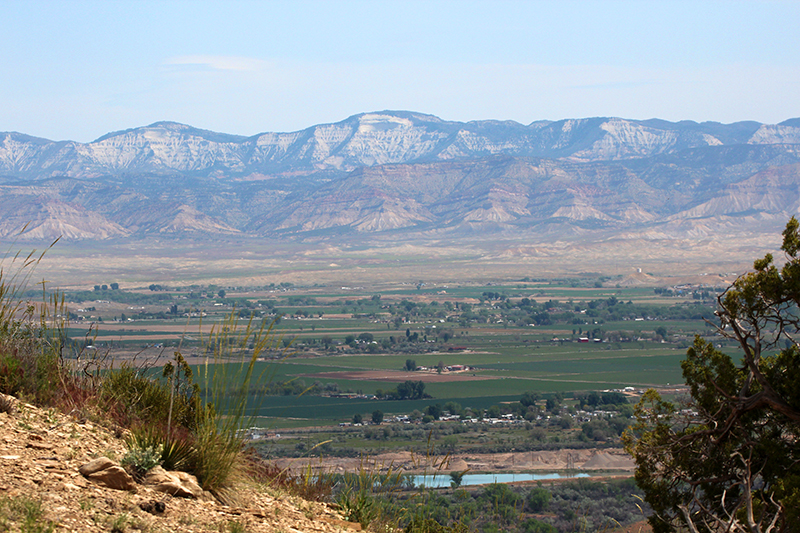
[144,466,204,498]
[78,457,115,476]
[79,457,136,491]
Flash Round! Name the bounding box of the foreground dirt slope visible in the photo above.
[0,395,356,532]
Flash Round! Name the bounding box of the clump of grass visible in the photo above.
[110,313,288,502]
[0,282,66,407]
[337,480,380,529]
[107,512,129,533]
[126,423,195,472]
[0,495,56,533]
[221,519,248,533]
[330,456,410,530]
[0,235,95,413]
[190,312,286,500]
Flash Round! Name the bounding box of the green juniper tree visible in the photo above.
[625,218,800,532]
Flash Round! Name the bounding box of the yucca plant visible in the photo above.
[190,310,288,500]
[125,423,195,472]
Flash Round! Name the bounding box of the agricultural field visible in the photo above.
[58,277,727,431]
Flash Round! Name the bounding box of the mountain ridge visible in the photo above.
[1,111,800,245]
[4,112,800,180]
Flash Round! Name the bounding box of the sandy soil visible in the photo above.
[274,448,634,476]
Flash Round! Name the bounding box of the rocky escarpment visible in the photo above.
[0,394,358,532]
[2,112,798,180]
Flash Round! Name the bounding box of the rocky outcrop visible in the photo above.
[77,459,207,498]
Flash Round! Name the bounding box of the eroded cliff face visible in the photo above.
[0,112,799,242]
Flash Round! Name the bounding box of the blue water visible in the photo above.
[414,471,590,488]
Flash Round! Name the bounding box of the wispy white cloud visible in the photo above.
[164,55,267,72]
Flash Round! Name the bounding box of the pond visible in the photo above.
[413,471,591,488]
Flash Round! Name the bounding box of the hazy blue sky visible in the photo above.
[2,0,798,142]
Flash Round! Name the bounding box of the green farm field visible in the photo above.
[193,340,688,427]
[62,280,723,427]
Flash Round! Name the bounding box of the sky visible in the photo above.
[2,0,799,142]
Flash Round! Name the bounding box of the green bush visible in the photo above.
[526,487,551,513]
[404,517,469,533]
[100,363,197,430]
[121,443,163,480]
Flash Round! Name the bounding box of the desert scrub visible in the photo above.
[120,312,289,501]
[0,236,93,412]
[0,238,288,504]
[99,361,197,430]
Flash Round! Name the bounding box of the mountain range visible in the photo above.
[2,111,800,243]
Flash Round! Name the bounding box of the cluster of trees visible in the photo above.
[333,334,446,355]
[352,410,383,425]
[490,295,715,328]
[66,288,174,305]
[369,292,717,333]
[575,391,628,409]
[375,380,427,400]
[654,286,717,300]
[382,478,647,533]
